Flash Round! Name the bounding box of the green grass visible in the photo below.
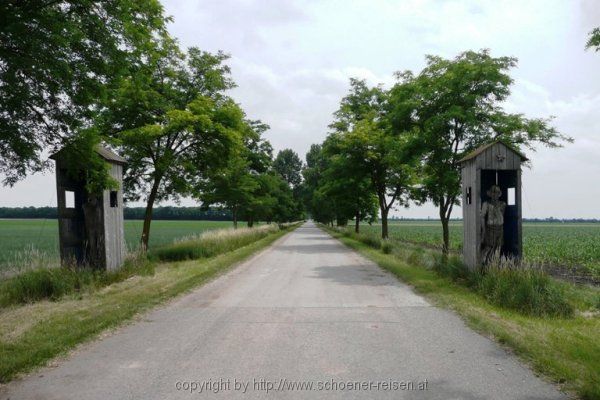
[360,221,600,276]
[0,254,155,307]
[0,223,298,383]
[324,225,600,399]
[151,225,279,262]
[0,219,235,274]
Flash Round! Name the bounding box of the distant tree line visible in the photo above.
[124,207,231,221]
[1,208,595,223]
[388,217,600,223]
[0,207,232,221]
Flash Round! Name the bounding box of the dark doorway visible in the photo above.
[480,169,519,258]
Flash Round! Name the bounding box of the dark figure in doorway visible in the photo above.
[480,185,506,265]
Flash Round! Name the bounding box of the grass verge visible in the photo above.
[0,254,154,307]
[0,224,298,383]
[322,225,600,400]
[151,224,279,262]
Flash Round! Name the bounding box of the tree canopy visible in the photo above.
[0,0,168,185]
[587,27,600,51]
[393,50,571,252]
[107,42,247,247]
[273,149,303,188]
[303,136,378,231]
[307,79,418,238]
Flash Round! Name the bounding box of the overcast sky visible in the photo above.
[1,0,599,218]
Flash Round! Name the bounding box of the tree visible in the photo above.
[319,135,378,232]
[301,144,334,224]
[273,149,303,188]
[0,0,168,185]
[393,50,571,253]
[340,119,418,238]
[199,155,258,229]
[587,27,600,51]
[330,78,385,133]
[329,79,419,239]
[122,96,243,245]
[246,172,299,225]
[199,119,274,228]
[243,120,273,174]
[237,120,274,227]
[108,45,243,248]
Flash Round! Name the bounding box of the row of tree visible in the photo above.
[302,49,572,253]
[0,206,231,220]
[0,1,304,249]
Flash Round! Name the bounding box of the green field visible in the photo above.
[0,219,235,273]
[3,219,600,278]
[360,221,600,276]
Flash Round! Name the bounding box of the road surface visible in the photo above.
[1,222,565,399]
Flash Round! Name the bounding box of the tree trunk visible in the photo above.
[141,177,161,251]
[355,211,360,233]
[381,208,389,239]
[247,217,254,228]
[440,207,450,256]
[377,190,389,239]
[232,208,238,229]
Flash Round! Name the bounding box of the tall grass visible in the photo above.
[477,266,573,317]
[0,252,154,307]
[151,224,280,262]
[0,245,60,280]
[431,254,575,317]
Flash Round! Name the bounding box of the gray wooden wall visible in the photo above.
[102,163,126,271]
[461,158,480,269]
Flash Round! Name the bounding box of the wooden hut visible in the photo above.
[51,145,127,270]
[458,141,527,270]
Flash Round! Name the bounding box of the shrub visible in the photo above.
[431,255,573,317]
[433,255,471,282]
[358,234,381,249]
[475,267,574,317]
[1,268,78,305]
[0,254,155,307]
[381,240,393,254]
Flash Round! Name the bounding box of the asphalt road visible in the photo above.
[1,222,566,399]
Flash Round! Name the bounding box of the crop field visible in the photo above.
[0,219,234,274]
[360,221,600,276]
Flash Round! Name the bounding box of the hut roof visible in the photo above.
[50,144,127,165]
[458,140,528,163]
[94,145,127,165]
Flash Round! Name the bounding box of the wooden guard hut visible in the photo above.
[458,141,527,270]
[50,145,127,271]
